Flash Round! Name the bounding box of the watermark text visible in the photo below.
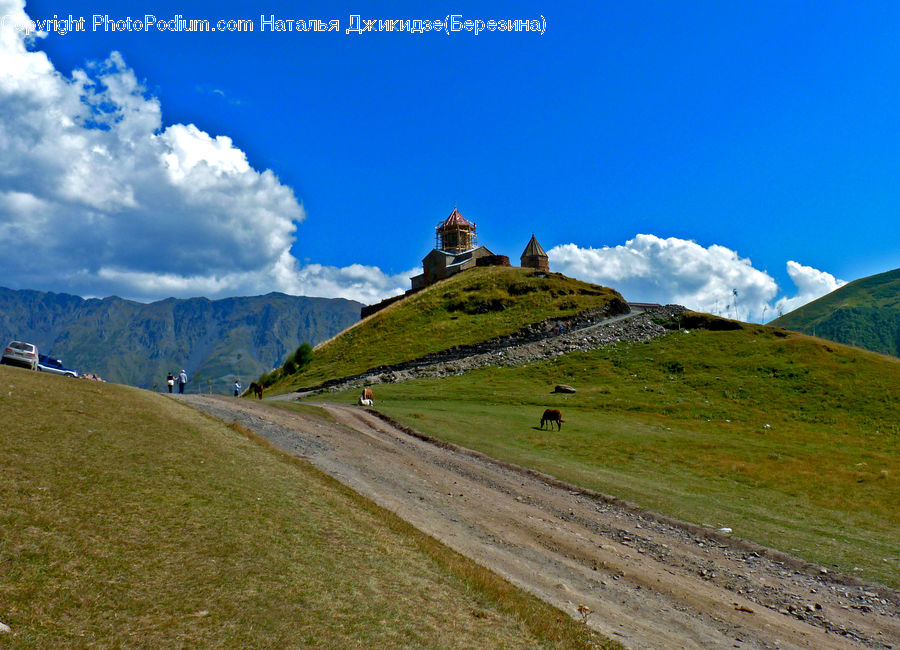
[1,13,546,37]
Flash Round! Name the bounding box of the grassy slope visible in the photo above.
[770,267,900,357]
[269,266,624,393]
[319,322,900,587]
[0,366,609,649]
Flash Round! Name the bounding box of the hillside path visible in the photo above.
[179,395,899,650]
[293,306,679,397]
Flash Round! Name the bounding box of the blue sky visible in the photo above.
[2,1,898,320]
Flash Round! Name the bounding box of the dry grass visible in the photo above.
[0,366,613,648]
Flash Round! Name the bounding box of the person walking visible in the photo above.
[233,379,242,397]
[178,369,187,394]
[166,371,175,393]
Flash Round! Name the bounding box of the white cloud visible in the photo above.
[290,264,420,304]
[549,235,779,321]
[548,236,847,322]
[774,261,845,317]
[0,1,420,306]
[0,0,314,302]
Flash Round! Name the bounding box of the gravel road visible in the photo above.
[179,394,898,650]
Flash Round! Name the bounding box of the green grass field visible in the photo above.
[0,366,611,648]
[268,266,624,392]
[319,324,900,587]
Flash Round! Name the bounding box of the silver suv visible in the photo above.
[2,341,39,370]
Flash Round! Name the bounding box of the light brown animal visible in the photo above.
[540,408,564,431]
[362,387,374,403]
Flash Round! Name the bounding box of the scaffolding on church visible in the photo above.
[435,207,477,253]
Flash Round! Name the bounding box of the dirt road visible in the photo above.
[180,395,898,649]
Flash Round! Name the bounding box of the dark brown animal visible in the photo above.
[540,408,564,431]
[248,382,263,399]
[362,387,374,403]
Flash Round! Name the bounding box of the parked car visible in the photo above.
[1,340,39,370]
[38,354,78,378]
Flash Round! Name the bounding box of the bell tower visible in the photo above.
[436,205,477,253]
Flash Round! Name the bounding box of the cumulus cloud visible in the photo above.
[548,236,846,322]
[774,261,845,317]
[0,0,411,305]
[549,235,779,321]
[292,264,420,304]
[0,2,309,301]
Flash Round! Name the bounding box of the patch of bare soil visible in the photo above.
[180,395,899,650]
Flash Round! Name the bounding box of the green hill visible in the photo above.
[267,266,627,393]
[0,365,601,648]
[317,318,900,588]
[0,288,362,391]
[770,267,900,357]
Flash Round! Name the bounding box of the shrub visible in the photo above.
[294,343,314,371]
[446,294,510,314]
[679,312,744,331]
[661,360,684,374]
[279,343,314,378]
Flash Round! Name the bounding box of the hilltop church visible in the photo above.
[361,206,549,318]
[409,206,549,290]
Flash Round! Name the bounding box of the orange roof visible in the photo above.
[438,207,475,229]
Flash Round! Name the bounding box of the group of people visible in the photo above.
[166,370,188,394]
[163,369,245,396]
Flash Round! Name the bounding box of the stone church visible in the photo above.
[409,206,549,290]
[362,206,550,318]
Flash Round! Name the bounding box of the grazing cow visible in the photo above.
[248,382,263,399]
[361,387,374,404]
[357,397,374,407]
[540,408,564,431]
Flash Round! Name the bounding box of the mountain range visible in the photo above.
[0,287,362,391]
[770,268,899,358]
[5,264,895,392]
